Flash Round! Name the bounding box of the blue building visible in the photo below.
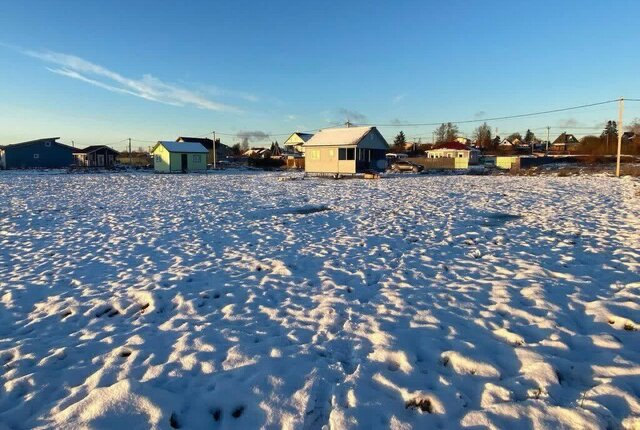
[0,137,74,169]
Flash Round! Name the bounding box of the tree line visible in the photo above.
[390,117,640,153]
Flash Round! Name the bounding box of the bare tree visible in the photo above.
[435,122,459,143]
[473,122,492,148]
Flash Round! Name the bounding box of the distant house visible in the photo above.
[304,126,389,175]
[426,142,480,168]
[455,137,471,145]
[0,146,5,169]
[73,145,120,168]
[283,132,314,154]
[551,132,579,152]
[499,138,525,149]
[0,137,74,169]
[151,141,208,173]
[176,137,231,164]
[243,147,271,158]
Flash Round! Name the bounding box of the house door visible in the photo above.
[97,154,105,167]
[181,154,188,172]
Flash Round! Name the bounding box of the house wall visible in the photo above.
[76,148,118,167]
[5,140,74,169]
[153,145,171,172]
[284,134,308,153]
[496,156,519,170]
[168,152,207,172]
[305,146,356,174]
[425,150,472,169]
[0,149,5,169]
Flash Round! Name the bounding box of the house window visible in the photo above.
[155,154,161,162]
[193,154,202,162]
[33,153,40,159]
[44,141,51,147]
[338,148,355,160]
[458,153,464,158]
[309,149,320,160]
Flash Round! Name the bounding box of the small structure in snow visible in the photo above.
[151,141,208,173]
[303,126,389,175]
[426,142,480,168]
[0,137,74,169]
[73,145,120,168]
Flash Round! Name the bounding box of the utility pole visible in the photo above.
[212,131,217,170]
[546,127,550,153]
[72,140,75,148]
[128,138,132,167]
[616,97,624,177]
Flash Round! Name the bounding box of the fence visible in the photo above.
[409,157,467,170]
[286,156,305,170]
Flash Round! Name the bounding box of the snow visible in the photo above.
[303,127,373,147]
[155,141,208,153]
[0,171,639,429]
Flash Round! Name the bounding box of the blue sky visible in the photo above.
[1,0,639,149]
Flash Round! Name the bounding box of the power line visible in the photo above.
[59,98,637,148]
[359,99,619,128]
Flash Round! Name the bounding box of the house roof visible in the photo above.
[430,142,474,151]
[74,145,120,155]
[154,141,208,153]
[304,126,376,147]
[284,132,314,145]
[176,137,230,151]
[552,132,579,144]
[3,137,73,150]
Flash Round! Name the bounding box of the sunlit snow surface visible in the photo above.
[0,171,639,430]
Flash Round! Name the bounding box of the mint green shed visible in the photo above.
[151,141,208,173]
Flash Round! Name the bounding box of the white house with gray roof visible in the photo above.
[303,126,389,175]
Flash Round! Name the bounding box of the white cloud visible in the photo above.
[23,49,240,112]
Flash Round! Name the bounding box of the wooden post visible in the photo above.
[212,131,217,170]
[616,98,624,177]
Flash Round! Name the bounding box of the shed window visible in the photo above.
[33,153,40,159]
[44,141,51,147]
[193,154,202,162]
[155,155,161,162]
[338,148,355,160]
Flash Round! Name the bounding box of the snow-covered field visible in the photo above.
[0,171,639,430]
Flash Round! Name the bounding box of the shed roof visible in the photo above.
[74,145,120,155]
[154,141,208,153]
[284,132,314,145]
[430,142,475,151]
[4,137,73,150]
[304,126,376,147]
